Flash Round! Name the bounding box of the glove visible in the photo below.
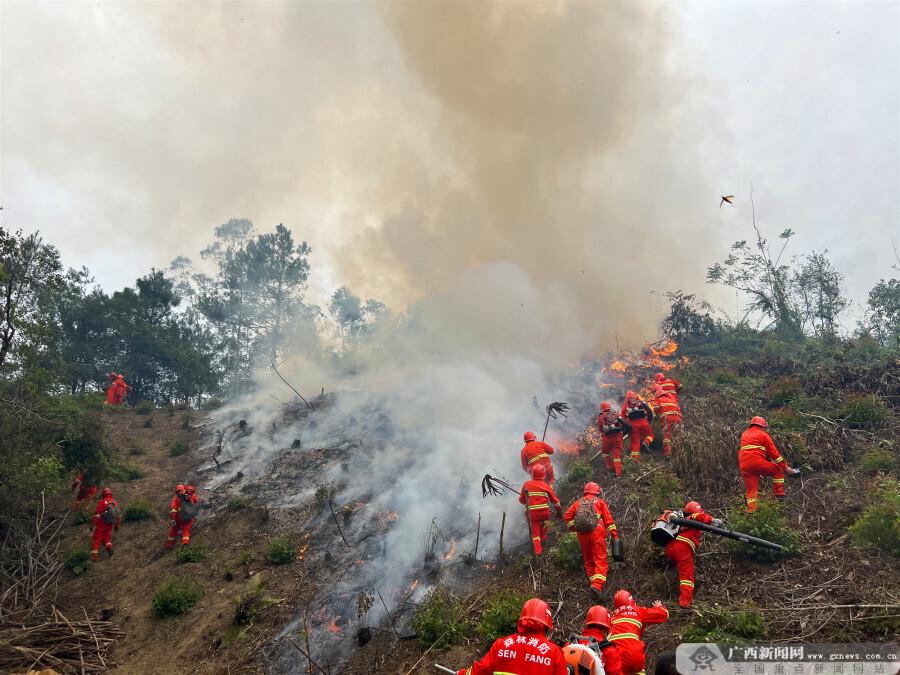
[711,519,724,528]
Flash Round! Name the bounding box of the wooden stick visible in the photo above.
[328,500,350,547]
[376,590,402,640]
[270,360,312,408]
[498,512,506,566]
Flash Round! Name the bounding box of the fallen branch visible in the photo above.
[270,360,312,408]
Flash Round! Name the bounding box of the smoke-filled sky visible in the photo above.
[1,0,898,338]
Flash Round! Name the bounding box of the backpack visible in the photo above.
[573,497,599,533]
[101,501,120,525]
[650,509,681,547]
[179,498,199,520]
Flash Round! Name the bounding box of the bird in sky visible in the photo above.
[720,195,735,208]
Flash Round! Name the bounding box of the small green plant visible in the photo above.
[850,479,900,557]
[411,585,469,648]
[563,460,594,488]
[478,590,528,641]
[151,577,203,617]
[128,443,145,456]
[106,462,144,481]
[237,551,255,566]
[123,499,154,522]
[169,440,188,457]
[135,400,155,416]
[648,470,684,517]
[766,377,803,408]
[65,549,93,575]
[726,500,799,563]
[859,447,896,475]
[72,510,92,526]
[836,395,889,429]
[314,482,336,506]
[233,575,282,627]
[550,532,584,571]
[710,367,739,385]
[681,603,766,642]
[769,407,806,432]
[176,543,209,564]
[266,536,295,565]
[227,496,252,511]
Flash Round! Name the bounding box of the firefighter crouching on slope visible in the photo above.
[621,392,654,463]
[564,481,619,601]
[739,416,800,512]
[519,464,563,556]
[597,402,631,477]
[651,386,682,459]
[576,605,624,675]
[521,431,557,485]
[91,487,121,561]
[167,484,199,547]
[608,589,669,675]
[663,501,723,608]
[655,372,681,400]
[456,597,568,675]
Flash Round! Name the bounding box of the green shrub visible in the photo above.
[181,412,193,429]
[550,532,584,571]
[71,510,92,525]
[864,607,900,638]
[681,603,766,642]
[135,400,155,416]
[65,549,92,576]
[710,367,739,385]
[128,443,145,456]
[850,480,900,557]
[648,470,684,517]
[176,543,209,564]
[411,585,469,648]
[20,456,64,496]
[563,460,594,488]
[106,462,144,481]
[169,440,188,457]
[266,536,295,565]
[201,397,223,411]
[766,377,803,408]
[726,500,800,563]
[314,482,336,506]
[123,499,154,522]
[478,590,528,641]
[227,496,252,511]
[836,395,889,429]
[768,407,806,432]
[859,447,896,475]
[151,577,203,617]
[233,575,282,626]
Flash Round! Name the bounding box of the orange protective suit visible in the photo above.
[663,510,714,607]
[71,471,97,511]
[521,440,556,485]
[519,478,561,555]
[597,412,631,477]
[739,426,789,512]
[657,376,682,400]
[651,391,682,458]
[580,628,624,675]
[167,492,198,547]
[621,394,654,463]
[564,497,619,592]
[457,627,568,675]
[608,603,669,675]
[106,375,129,405]
[91,496,120,561]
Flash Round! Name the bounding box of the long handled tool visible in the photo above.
[482,474,521,497]
[435,664,456,674]
[669,516,786,551]
[542,401,570,441]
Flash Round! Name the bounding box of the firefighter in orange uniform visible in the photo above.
[597,402,631,477]
[519,464,562,556]
[651,386,682,459]
[521,431,556,485]
[655,372,682,400]
[90,487,120,561]
[739,416,799,512]
[608,590,669,675]
[457,598,568,675]
[564,482,619,599]
[71,470,97,512]
[106,373,130,406]
[167,484,199,547]
[663,501,723,608]
[621,392,654,463]
[579,606,624,675]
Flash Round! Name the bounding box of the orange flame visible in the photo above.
[553,438,581,456]
[296,543,309,561]
[408,579,419,593]
[327,619,342,634]
[444,541,457,561]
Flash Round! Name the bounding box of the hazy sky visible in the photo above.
[1,0,898,333]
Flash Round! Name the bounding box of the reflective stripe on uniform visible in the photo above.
[609,633,640,641]
[608,524,618,532]
[773,478,785,484]
[612,617,643,629]
[680,580,695,587]
[590,573,606,581]
[675,535,696,552]
[528,504,550,511]
[527,453,549,464]
[774,456,784,463]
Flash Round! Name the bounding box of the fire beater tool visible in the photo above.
[434,664,456,674]
[663,516,786,551]
[481,474,520,497]
[542,401,570,441]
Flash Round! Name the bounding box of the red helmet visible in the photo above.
[585,605,610,629]
[684,501,702,515]
[184,485,196,495]
[655,373,665,382]
[101,487,113,499]
[531,464,547,480]
[524,431,537,442]
[583,482,602,496]
[175,484,186,494]
[109,372,118,379]
[625,390,636,400]
[600,401,611,412]
[518,598,553,631]
[750,416,768,429]
[613,590,634,609]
